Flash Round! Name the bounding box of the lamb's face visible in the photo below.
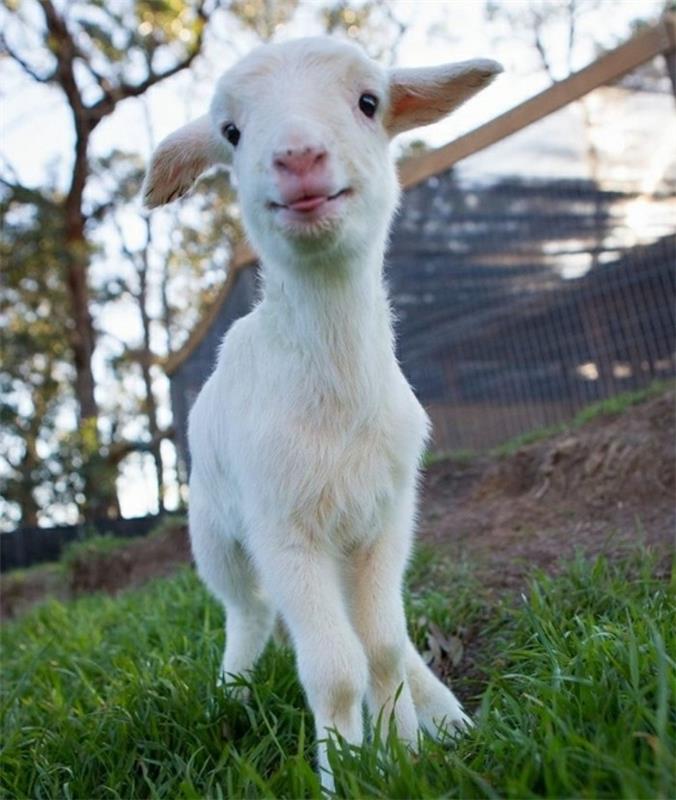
[211,38,397,261]
[143,37,502,267]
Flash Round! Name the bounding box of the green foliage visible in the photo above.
[99,150,244,358]
[229,0,299,41]
[0,560,66,586]
[571,379,673,426]
[0,0,231,525]
[135,0,207,47]
[147,513,188,538]
[421,448,475,468]
[0,184,86,527]
[396,138,431,164]
[60,532,137,568]
[1,550,673,798]
[58,514,186,570]
[41,1,208,82]
[319,1,407,61]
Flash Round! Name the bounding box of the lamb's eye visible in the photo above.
[358,93,378,118]
[221,123,240,147]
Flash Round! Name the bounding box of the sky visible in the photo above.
[4,1,667,185]
[0,0,670,524]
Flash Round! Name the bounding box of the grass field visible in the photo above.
[1,547,674,799]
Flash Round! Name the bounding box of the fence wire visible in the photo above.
[391,176,675,451]
[387,76,676,452]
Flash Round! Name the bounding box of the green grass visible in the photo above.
[423,379,674,465]
[421,448,476,469]
[1,548,674,799]
[1,560,66,584]
[61,514,188,565]
[492,379,674,457]
[61,532,140,567]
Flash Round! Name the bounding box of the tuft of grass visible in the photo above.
[10,515,188,582]
[491,422,564,457]
[146,513,188,539]
[493,379,674,457]
[0,560,66,584]
[571,379,672,425]
[1,549,673,799]
[60,514,187,568]
[60,533,135,567]
[423,380,674,465]
[421,448,476,469]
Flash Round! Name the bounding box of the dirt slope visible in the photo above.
[1,524,190,620]
[419,388,674,589]
[2,389,674,619]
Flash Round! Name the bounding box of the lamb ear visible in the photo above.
[385,59,503,137]
[142,115,226,208]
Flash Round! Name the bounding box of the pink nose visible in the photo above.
[273,145,327,177]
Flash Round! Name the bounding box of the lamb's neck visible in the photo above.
[260,251,395,398]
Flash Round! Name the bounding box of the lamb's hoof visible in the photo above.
[418,691,473,742]
[431,708,473,741]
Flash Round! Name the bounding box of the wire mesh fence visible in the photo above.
[391,176,675,452]
[389,71,675,452]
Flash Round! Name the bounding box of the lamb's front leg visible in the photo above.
[347,528,419,747]
[254,538,368,791]
[347,494,470,745]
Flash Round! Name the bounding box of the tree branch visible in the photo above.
[0,175,53,207]
[532,12,557,83]
[0,33,56,83]
[88,199,116,223]
[107,428,175,466]
[17,0,213,134]
[38,0,87,124]
[88,0,210,126]
[79,57,116,100]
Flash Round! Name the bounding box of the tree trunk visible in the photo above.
[64,123,97,416]
[64,230,98,421]
[64,130,119,520]
[18,439,41,527]
[137,228,166,513]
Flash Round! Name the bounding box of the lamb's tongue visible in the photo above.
[289,196,326,212]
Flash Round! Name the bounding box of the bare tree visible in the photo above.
[1,0,220,517]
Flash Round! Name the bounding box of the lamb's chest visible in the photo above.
[290,399,427,546]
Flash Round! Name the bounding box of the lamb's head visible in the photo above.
[143,37,501,266]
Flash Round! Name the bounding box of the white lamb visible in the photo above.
[144,36,501,789]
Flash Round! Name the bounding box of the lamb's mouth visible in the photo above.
[268,188,352,214]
